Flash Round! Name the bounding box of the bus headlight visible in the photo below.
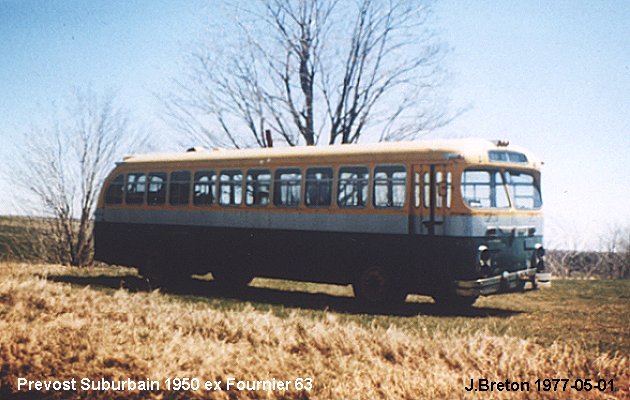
[534,244,545,271]
[477,245,491,269]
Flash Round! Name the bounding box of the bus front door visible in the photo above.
[411,164,449,236]
[410,164,425,235]
[431,164,450,236]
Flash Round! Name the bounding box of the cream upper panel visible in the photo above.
[118,138,542,170]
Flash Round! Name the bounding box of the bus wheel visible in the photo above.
[353,265,406,309]
[432,294,477,310]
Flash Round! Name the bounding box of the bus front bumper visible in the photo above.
[454,268,551,297]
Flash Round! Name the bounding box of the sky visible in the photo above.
[0,0,628,249]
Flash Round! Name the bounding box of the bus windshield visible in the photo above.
[460,170,510,208]
[461,169,541,209]
[504,170,542,209]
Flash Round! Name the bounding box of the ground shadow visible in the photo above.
[45,274,522,318]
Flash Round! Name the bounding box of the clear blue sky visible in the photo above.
[0,0,628,249]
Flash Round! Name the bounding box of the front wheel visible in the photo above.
[353,265,407,309]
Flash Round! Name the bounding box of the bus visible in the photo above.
[94,138,549,308]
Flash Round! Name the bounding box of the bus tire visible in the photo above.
[353,265,407,309]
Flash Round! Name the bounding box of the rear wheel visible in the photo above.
[353,265,407,309]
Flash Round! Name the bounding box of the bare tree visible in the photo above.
[12,89,137,266]
[165,0,453,148]
[601,224,630,279]
[545,219,630,279]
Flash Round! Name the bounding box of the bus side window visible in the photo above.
[169,171,191,205]
[305,167,333,207]
[147,172,167,205]
[105,174,124,205]
[219,170,243,206]
[274,168,301,207]
[193,170,215,206]
[246,169,271,206]
[338,166,368,208]
[125,172,146,205]
[373,165,406,208]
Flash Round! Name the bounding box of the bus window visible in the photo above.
[105,174,124,205]
[338,166,368,208]
[193,171,215,206]
[274,168,301,207]
[305,167,333,207]
[246,169,271,206]
[436,172,443,208]
[461,170,509,208]
[125,173,146,205]
[373,165,406,208]
[414,172,420,208]
[147,172,167,205]
[489,150,528,163]
[219,170,243,206]
[423,172,430,208]
[446,172,452,208]
[434,171,452,209]
[504,170,542,209]
[169,171,191,205]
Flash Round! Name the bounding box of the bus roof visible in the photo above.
[119,138,542,168]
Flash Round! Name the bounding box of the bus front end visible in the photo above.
[438,146,551,302]
[454,224,551,298]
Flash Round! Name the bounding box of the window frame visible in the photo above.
[337,166,369,208]
[434,171,453,209]
[193,170,216,206]
[246,169,271,207]
[423,171,430,208]
[125,172,146,205]
[489,150,528,163]
[460,168,511,210]
[372,165,407,209]
[273,167,302,208]
[504,169,542,210]
[105,174,125,205]
[218,169,243,207]
[147,172,167,206]
[304,167,333,208]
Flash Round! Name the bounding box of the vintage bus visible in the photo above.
[94,138,549,308]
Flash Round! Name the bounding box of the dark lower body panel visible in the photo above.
[94,221,542,296]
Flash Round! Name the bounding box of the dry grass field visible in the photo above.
[0,261,628,399]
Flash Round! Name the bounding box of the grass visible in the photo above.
[249,277,630,355]
[0,216,53,262]
[0,261,628,399]
[0,217,26,258]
